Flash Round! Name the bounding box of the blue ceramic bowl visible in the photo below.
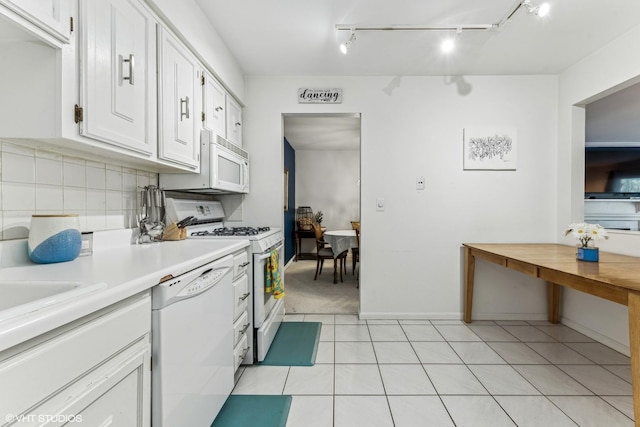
[28,229,82,264]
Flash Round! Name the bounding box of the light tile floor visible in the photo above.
[232,315,634,427]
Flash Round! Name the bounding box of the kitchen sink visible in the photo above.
[0,281,107,323]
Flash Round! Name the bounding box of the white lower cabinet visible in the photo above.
[231,248,252,370]
[233,333,249,373]
[0,292,151,427]
[233,310,250,348]
[232,273,249,321]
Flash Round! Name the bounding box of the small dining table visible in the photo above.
[323,229,359,283]
[463,243,640,425]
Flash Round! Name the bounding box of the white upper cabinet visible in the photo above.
[0,0,72,43]
[1,0,240,173]
[203,71,226,138]
[80,0,157,157]
[157,26,201,170]
[203,71,244,147]
[226,96,243,147]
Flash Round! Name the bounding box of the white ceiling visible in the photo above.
[283,114,361,151]
[194,0,640,150]
[195,0,640,76]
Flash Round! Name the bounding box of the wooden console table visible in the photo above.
[463,243,640,425]
[294,228,317,261]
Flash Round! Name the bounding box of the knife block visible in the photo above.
[162,223,186,241]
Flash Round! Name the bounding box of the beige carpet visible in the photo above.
[283,257,359,314]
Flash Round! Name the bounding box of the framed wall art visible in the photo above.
[463,127,517,170]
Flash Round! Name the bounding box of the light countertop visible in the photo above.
[0,230,250,352]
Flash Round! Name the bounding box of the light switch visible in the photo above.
[416,176,425,190]
[376,198,385,211]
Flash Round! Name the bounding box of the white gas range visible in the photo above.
[165,198,285,363]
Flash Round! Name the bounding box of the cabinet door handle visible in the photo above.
[215,106,224,112]
[240,323,250,334]
[239,261,250,268]
[121,54,135,85]
[180,96,190,121]
[235,122,242,127]
[239,292,250,301]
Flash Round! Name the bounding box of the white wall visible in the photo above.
[0,141,157,240]
[296,149,360,230]
[243,75,558,320]
[295,149,360,253]
[586,80,640,143]
[557,23,640,354]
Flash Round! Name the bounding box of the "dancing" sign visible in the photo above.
[298,88,342,104]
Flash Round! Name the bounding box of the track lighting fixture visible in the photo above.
[336,0,551,53]
[523,0,550,17]
[339,30,356,54]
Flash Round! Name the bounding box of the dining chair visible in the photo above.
[313,223,347,283]
[350,221,360,280]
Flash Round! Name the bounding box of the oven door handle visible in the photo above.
[256,242,284,261]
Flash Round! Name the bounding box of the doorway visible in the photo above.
[583,79,640,230]
[282,113,361,314]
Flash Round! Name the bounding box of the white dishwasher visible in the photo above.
[151,254,234,427]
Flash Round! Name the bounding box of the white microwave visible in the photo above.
[160,130,249,194]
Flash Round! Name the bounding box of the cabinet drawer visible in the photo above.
[233,274,249,320]
[0,294,151,418]
[232,250,249,279]
[233,310,250,347]
[233,334,248,372]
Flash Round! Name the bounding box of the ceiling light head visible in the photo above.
[537,2,550,17]
[523,0,550,17]
[441,28,462,54]
[340,30,356,54]
[441,38,455,54]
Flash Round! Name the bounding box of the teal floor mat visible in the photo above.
[257,321,322,366]
[212,395,292,427]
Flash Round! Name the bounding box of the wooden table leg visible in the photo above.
[464,246,475,323]
[547,282,562,324]
[628,292,640,426]
[333,258,338,284]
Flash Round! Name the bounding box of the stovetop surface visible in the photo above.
[191,226,271,237]
[188,226,283,253]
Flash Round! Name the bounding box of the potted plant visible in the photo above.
[314,211,323,225]
[564,222,608,262]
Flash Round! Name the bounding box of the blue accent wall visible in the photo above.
[284,138,296,263]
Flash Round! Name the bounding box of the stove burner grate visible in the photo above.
[191,226,271,237]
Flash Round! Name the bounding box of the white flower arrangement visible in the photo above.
[564,223,608,248]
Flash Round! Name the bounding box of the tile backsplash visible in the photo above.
[0,141,158,240]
